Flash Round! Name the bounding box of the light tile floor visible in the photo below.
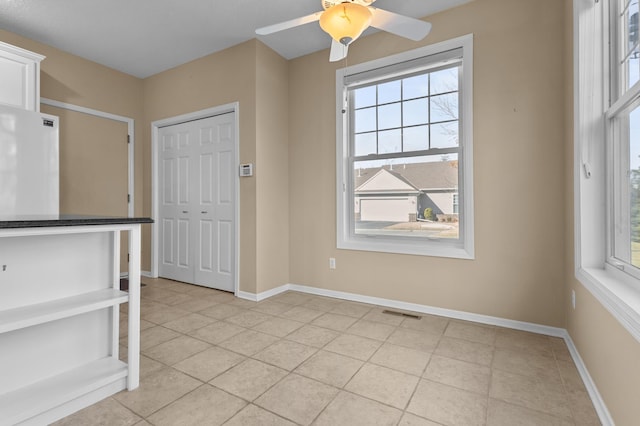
[54,277,601,426]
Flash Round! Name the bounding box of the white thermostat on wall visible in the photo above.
[239,163,253,177]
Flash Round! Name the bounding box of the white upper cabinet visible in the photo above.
[0,41,44,112]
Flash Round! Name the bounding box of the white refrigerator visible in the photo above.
[0,104,59,215]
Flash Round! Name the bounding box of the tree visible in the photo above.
[424,207,435,221]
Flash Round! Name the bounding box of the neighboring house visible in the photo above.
[354,160,458,222]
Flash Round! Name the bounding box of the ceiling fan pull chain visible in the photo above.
[342,90,348,114]
[342,55,349,113]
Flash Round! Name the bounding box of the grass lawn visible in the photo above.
[632,241,640,267]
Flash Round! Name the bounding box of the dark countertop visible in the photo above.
[0,214,153,229]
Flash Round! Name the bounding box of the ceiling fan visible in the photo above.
[255,0,432,62]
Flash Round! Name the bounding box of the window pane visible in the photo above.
[378,103,401,130]
[430,93,459,122]
[626,2,640,89]
[403,74,429,99]
[613,102,640,269]
[378,80,401,104]
[629,104,640,267]
[355,132,377,156]
[431,121,459,148]
[628,3,639,52]
[403,125,429,152]
[430,67,459,95]
[353,155,459,239]
[628,56,640,89]
[354,85,377,109]
[378,129,402,153]
[355,107,376,133]
[403,99,429,126]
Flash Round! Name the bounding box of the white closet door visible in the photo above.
[158,113,235,291]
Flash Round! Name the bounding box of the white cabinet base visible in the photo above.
[1,358,128,426]
[0,222,142,425]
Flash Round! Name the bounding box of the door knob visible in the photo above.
[182,210,188,213]
[201,211,208,214]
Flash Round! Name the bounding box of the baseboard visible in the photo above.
[562,332,614,426]
[239,281,566,336]
[237,284,290,302]
[238,282,612,425]
[288,283,566,337]
[236,291,257,301]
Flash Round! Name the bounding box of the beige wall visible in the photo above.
[0,30,142,116]
[142,40,259,292]
[142,39,290,294]
[567,281,640,424]
[289,0,567,326]
[255,42,290,294]
[39,107,129,217]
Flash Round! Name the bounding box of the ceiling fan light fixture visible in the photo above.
[319,3,373,46]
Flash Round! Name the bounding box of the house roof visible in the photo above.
[355,169,421,194]
[354,161,458,192]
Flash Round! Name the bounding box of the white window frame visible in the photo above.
[608,0,640,281]
[574,0,640,342]
[335,35,474,259]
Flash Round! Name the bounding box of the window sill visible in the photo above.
[577,267,640,342]
[337,237,474,260]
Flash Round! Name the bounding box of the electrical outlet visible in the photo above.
[329,257,336,269]
[571,290,576,310]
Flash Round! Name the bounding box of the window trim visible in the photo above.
[335,34,474,259]
[574,0,640,342]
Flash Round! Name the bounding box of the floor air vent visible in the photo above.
[382,309,421,320]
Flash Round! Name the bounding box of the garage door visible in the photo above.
[360,198,410,222]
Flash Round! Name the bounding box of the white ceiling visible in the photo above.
[0,0,471,79]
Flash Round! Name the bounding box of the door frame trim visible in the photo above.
[150,103,240,295]
[40,98,135,217]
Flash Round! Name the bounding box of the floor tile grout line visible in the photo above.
[138,382,210,421]
[144,383,246,424]
[306,388,343,426]
[251,371,338,425]
[108,395,145,424]
[209,360,291,408]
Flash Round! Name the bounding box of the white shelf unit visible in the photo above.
[0,288,129,334]
[0,223,142,426]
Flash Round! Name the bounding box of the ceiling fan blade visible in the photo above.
[369,8,432,41]
[329,40,348,62]
[255,12,323,35]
